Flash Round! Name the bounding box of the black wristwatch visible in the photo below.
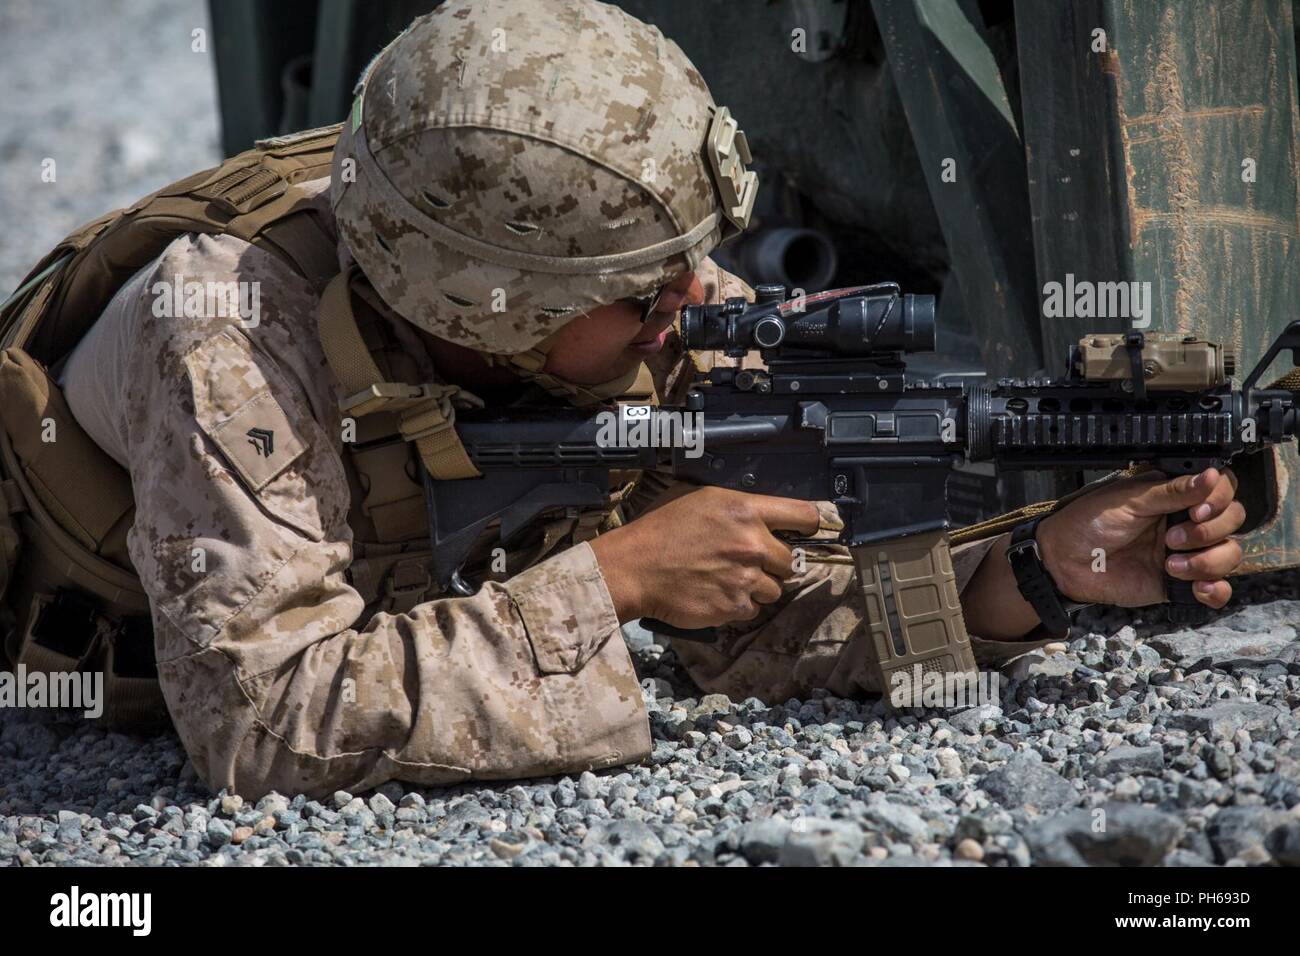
[1005,515,1093,637]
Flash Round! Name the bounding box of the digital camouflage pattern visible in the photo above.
[331,0,729,355]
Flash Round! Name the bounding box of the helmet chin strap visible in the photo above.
[482,333,642,407]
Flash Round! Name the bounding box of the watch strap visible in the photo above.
[1005,516,1089,638]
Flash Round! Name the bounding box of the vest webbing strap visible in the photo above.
[317,268,482,480]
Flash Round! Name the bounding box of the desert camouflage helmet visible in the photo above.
[330,0,757,356]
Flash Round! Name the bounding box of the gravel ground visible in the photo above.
[3,571,1300,867]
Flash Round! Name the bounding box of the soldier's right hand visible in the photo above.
[589,486,820,628]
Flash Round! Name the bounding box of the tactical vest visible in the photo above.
[0,124,646,730]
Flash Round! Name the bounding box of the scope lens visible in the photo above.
[680,304,727,350]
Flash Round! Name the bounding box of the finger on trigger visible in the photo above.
[755,495,821,536]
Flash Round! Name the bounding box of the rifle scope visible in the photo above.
[680,284,936,356]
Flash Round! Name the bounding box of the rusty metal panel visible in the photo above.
[1019,0,1300,571]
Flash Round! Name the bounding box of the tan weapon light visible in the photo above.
[1075,333,1236,390]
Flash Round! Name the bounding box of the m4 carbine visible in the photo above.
[425,283,1300,692]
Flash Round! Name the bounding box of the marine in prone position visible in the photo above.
[3,0,1245,797]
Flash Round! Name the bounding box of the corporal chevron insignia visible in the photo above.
[246,427,275,457]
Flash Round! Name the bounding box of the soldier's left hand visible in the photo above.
[1036,466,1244,609]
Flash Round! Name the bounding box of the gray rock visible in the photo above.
[934,747,964,779]
[948,705,1003,736]
[1206,807,1292,863]
[1,720,59,759]
[582,821,664,863]
[205,818,233,849]
[439,802,492,835]
[779,818,865,866]
[256,793,290,816]
[1168,703,1282,739]
[1004,652,1076,681]
[1024,803,1183,866]
[641,677,674,700]
[736,817,792,864]
[1148,604,1299,666]
[722,727,754,749]
[1265,821,1300,866]
[1095,745,1164,777]
[1129,644,1163,670]
[696,694,733,716]
[979,753,1077,811]
[861,799,929,843]
[576,771,601,801]
[1163,848,1213,867]
[621,620,656,651]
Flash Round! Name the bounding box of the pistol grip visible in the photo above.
[853,530,976,704]
[1165,507,1211,626]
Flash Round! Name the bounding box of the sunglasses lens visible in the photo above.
[636,286,667,323]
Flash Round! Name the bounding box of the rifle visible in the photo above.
[423,283,1300,690]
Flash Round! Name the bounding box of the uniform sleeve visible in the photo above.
[122,239,648,800]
